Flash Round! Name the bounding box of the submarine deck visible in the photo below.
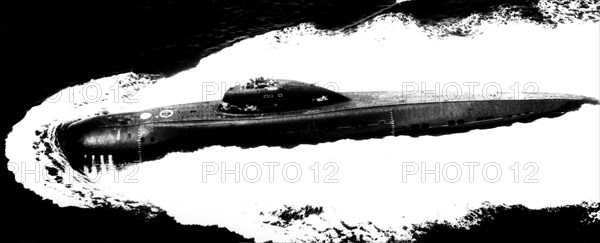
[89,91,594,128]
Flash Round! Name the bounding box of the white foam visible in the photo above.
[5,6,599,242]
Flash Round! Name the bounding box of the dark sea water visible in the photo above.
[1,0,599,242]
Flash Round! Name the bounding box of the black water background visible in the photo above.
[0,0,563,242]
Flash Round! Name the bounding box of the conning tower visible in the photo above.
[219,77,349,113]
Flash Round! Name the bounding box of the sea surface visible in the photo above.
[2,0,599,242]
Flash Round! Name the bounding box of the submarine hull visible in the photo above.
[58,96,594,171]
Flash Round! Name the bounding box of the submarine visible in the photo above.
[57,77,598,171]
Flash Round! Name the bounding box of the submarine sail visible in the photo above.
[218,78,349,113]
